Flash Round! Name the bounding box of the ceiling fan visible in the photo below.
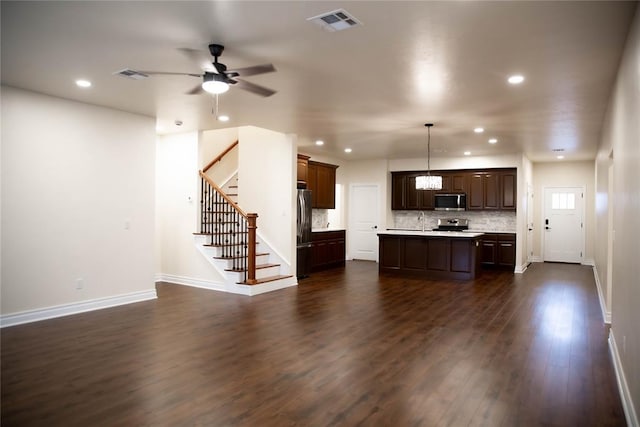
[140,43,277,97]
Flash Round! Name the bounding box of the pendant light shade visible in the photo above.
[416,123,442,190]
[416,175,442,190]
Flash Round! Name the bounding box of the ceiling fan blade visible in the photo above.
[138,71,202,77]
[177,47,217,73]
[186,84,204,95]
[226,63,276,77]
[232,78,276,97]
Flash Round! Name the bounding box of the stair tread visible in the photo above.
[225,263,280,272]
[203,243,257,248]
[237,275,293,285]
[214,252,269,260]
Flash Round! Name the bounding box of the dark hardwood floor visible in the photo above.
[1,262,626,426]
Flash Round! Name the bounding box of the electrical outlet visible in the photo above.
[76,278,84,290]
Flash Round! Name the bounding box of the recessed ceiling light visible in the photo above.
[508,75,525,85]
[344,148,352,153]
[464,151,471,156]
[557,155,565,160]
[75,79,92,88]
[474,127,484,133]
[217,115,230,122]
[315,140,324,146]
[488,138,498,144]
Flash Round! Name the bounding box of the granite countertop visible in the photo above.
[312,228,346,233]
[378,229,485,238]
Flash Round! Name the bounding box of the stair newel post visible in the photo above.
[247,213,258,285]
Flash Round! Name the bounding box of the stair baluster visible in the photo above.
[199,171,256,284]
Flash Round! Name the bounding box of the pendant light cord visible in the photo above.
[426,123,433,176]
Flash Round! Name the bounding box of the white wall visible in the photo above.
[1,86,156,317]
[531,161,595,264]
[388,153,521,172]
[595,8,640,424]
[200,128,239,185]
[156,132,225,283]
[238,126,296,268]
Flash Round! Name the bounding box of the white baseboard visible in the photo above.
[582,258,595,266]
[530,256,543,263]
[609,330,639,427]
[156,273,298,296]
[514,263,528,274]
[0,289,158,328]
[592,265,612,324]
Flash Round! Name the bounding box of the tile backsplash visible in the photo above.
[312,209,329,229]
[392,210,516,232]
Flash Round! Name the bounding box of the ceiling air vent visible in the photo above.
[113,69,149,80]
[307,9,362,32]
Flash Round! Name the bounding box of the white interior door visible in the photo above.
[543,187,584,263]
[349,184,380,261]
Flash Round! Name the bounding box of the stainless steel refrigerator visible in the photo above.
[296,189,312,278]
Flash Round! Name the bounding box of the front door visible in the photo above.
[349,184,380,261]
[543,187,584,263]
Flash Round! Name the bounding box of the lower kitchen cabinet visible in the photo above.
[480,233,516,269]
[311,230,346,272]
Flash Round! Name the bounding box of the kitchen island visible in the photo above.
[378,230,484,280]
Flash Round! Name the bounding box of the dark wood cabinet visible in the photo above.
[307,160,338,209]
[480,233,515,269]
[500,172,517,210]
[497,234,516,267]
[468,173,484,210]
[297,154,309,188]
[404,174,434,210]
[391,173,406,210]
[436,173,467,194]
[480,234,498,265]
[311,230,346,272]
[378,233,481,280]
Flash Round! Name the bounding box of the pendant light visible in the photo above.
[416,123,442,190]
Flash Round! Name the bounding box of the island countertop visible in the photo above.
[378,229,485,238]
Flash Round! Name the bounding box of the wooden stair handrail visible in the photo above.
[199,170,249,218]
[203,140,239,173]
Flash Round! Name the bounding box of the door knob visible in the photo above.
[372,225,378,229]
[545,226,551,230]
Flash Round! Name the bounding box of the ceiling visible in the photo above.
[2,1,637,162]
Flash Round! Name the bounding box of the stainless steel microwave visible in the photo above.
[434,193,467,211]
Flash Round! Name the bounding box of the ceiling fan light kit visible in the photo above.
[416,123,443,191]
[202,73,230,94]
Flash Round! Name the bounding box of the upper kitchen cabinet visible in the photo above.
[391,168,516,211]
[499,171,516,210]
[404,173,434,210]
[308,160,339,209]
[468,169,516,211]
[437,172,468,194]
[391,172,406,210]
[297,154,310,189]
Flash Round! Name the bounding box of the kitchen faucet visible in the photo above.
[418,211,425,232]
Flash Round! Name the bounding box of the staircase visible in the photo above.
[194,141,294,295]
